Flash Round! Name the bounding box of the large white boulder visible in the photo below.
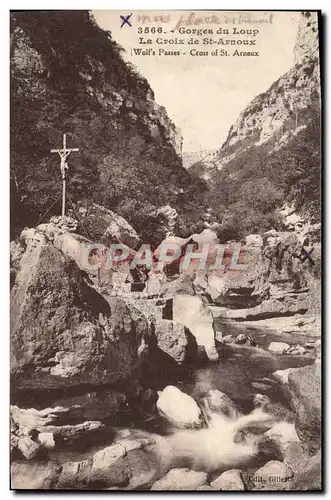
[156,386,204,429]
[173,295,218,361]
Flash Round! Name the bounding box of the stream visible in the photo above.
[42,318,315,480]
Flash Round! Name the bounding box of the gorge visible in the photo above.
[10,10,321,491]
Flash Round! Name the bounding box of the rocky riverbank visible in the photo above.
[10,212,321,490]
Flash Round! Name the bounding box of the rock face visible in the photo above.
[287,365,321,454]
[156,386,204,429]
[202,13,320,172]
[294,12,319,64]
[208,230,317,321]
[189,12,320,262]
[11,231,147,391]
[151,468,207,491]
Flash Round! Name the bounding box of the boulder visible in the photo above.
[203,390,240,419]
[284,443,322,489]
[290,450,321,491]
[268,342,290,354]
[38,432,55,449]
[234,333,256,346]
[273,368,299,384]
[153,319,193,365]
[51,231,96,273]
[173,295,218,361]
[17,436,41,460]
[288,365,321,454]
[75,202,140,249]
[11,236,147,391]
[251,460,294,490]
[151,468,207,491]
[161,274,195,298]
[154,229,219,276]
[211,469,246,491]
[156,386,204,429]
[154,235,190,274]
[284,442,311,474]
[206,275,227,302]
[265,422,300,454]
[11,462,62,489]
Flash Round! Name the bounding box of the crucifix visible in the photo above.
[51,133,79,216]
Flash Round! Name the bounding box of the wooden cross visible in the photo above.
[51,133,79,216]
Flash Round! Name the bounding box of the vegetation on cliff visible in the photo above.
[10,10,207,243]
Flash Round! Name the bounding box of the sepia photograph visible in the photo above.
[10,9,322,491]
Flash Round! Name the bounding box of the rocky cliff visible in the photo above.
[294,11,319,64]
[220,13,320,156]
[190,12,321,240]
[10,11,203,242]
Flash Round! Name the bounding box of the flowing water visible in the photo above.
[41,318,316,486]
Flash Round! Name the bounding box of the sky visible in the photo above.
[92,10,300,152]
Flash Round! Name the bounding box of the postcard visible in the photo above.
[10,10,321,491]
